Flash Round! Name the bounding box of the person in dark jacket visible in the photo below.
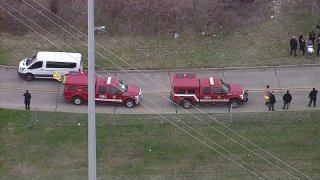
[298,34,303,51]
[301,38,306,55]
[282,90,292,110]
[308,88,318,107]
[23,90,31,110]
[268,91,276,111]
[290,36,298,56]
[309,30,316,45]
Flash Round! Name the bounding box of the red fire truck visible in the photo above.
[170,73,248,109]
[61,71,142,108]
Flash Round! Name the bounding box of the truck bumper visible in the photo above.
[135,95,142,104]
[242,91,249,102]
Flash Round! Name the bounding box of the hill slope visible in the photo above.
[0,0,319,70]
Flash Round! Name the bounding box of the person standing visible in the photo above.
[298,34,303,51]
[264,85,271,105]
[268,91,276,111]
[290,36,298,57]
[23,90,31,110]
[301,38,306,55]
[282,90,292,110]
[308,88,318,107]
[309,30,316,45]
[316,37,320,57]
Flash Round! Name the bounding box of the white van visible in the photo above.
[18,51,83,81]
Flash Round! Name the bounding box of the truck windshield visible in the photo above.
[118,81,128,93]
[221,80,230,92]
[26,54,36,66]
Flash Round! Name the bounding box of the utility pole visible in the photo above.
[88,0,96,179]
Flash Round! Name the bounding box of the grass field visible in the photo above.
[1,108,320,179]
[1,0,320,70]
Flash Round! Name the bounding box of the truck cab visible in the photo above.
[198,77,248,108]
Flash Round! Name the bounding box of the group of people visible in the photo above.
[264,85,318,111]
[290,30,320,57]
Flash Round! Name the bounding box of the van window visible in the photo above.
[83,87,88,92]
[26,54,36,65]
[98,86,106,93]
[29,61,43,69]
[46,61,77,68]
[203,87,211,94]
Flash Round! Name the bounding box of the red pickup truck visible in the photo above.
[170,73,248,109]
[63,71,142,108]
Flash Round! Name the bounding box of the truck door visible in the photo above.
[212,87,228,103]
[107,85,123,103]
[200,87,213,103]
[96,85,108,102]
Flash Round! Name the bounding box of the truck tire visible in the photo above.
[182,99,192,109]
[229,99,239,108]
[25,73,34,81]
[125,99,135,108]
[73,96,83,105]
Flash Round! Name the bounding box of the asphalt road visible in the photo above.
[0,65,319,114]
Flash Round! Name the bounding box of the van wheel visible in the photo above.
[229,99,239,108]
[125,99,135,108]
[25,73,34,81]
[73,96,83,105]
[182,99,192,109]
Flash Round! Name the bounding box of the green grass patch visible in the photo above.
[1,108,320,179]
[0,45,10,65]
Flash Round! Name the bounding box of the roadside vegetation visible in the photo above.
[1,108,320,179]
[0,0,319,70]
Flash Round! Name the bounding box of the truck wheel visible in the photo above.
[182,99,192,109]
[25,73,34,81]
[125,99,135,108]
[73,96,83,105]
[229,99,239,108]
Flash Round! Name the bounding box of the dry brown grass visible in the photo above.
[1,0,271,35]
[1,0,320,70]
